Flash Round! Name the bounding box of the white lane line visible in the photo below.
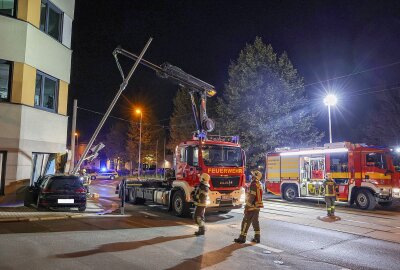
[139,211,159,217]
[254,243,284,253]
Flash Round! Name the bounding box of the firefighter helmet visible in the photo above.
[200,173,211,184]
[251,170,262,181]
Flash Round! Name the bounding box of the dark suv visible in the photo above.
[24,175,87,212]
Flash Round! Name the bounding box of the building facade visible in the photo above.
[0,0,75,202]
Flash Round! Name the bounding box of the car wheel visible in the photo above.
[282,185,298,202]
[78,206,86,212]
[355,189,376,210]
[172,190,190,217]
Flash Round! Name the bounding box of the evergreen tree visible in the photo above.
[103,122,129,170]
[217,37,323,167]
[127,111,164,169]
[168,88,197,150]
[362,91,400,146]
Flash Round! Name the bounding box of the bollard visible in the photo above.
[120,180,126,215]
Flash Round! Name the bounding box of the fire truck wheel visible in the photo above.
[355,189,376,210]
[282,185,298,202]
[129,188,145,205]
[172,190,190,217]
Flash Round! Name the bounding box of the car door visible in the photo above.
[25,176,46,205]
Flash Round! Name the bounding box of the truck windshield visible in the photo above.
[391,153,400,172]
[201,145,243,167]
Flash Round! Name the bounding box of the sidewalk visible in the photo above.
[0,195,126,222]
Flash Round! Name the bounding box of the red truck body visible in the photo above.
[266,142,400,210]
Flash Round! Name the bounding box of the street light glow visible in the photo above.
[324,94,337,106]
[135,109,142,114]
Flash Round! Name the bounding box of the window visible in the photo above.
[40,0,63,42]
[187,147,199,166]
[366,152,387,169]
[31,153,56,184]
[179,147,187,162]
[0,0,16,17]
[0,60,11,102]
[330,153,348,172]
[35,71,58,111]
[201,145,243,167]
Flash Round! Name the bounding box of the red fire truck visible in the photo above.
[116,50,246,216]
[265,142,400,210]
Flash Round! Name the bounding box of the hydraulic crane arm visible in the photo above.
[113,47,216,136]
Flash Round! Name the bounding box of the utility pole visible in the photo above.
[72,38,153,174]
[70,99,77,173]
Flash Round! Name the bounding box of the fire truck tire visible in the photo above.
[172,190,190,217]
[355,189,376,210]
[378,201,393,207]
[282,185,298,202]
[129,188,145,205]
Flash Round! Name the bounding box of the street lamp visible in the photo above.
[136,109,143,177]
[323,94,337,144]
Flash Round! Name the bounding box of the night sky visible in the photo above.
[70,0,400,144]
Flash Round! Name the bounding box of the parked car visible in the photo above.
[90,170,118,180]
[24,175,87,212]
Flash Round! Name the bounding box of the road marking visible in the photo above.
[255,243,283,253]
[139,211,159,217]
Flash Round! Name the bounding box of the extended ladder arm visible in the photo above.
[113,47,216,136]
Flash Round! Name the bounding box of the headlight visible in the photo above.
[393,188,400,193]
[239,193,246,203]
[206,198,211,205]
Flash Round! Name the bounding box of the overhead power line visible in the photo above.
[303,59,400,88]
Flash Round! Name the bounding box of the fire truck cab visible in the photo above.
[266,142,400,210]
[174,135,246,212]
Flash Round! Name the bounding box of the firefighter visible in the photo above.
[193,173,210,236]
[234,170,264,244]
[323,173,337,217]
[81,169,91,194]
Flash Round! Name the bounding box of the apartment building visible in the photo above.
[0,0,75,201]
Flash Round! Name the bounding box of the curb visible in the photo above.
[0,213,131,223]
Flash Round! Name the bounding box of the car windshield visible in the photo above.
[47,176,82,190]
[201,145,243,167]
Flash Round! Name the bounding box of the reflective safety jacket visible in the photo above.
[193,183,209,207]
[245,180,263,211]
[323,178,337,198]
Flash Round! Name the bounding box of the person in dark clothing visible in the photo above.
[234,170,264,244]
[193,173,210,236]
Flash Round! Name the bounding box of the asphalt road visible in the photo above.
[0,179,399,270]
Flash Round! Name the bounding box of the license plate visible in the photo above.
[221,195,231,200]
[58,199,74,204]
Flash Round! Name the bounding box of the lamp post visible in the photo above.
[136,109,143,177]
[323,94,337,143]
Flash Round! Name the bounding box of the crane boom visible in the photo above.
[113,47,216,136]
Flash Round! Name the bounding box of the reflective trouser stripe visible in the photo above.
[240,210,260,237]
[194,206,206,228]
